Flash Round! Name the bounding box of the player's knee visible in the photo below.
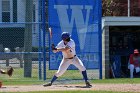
[130,64,134,70]
[79,67,86,72]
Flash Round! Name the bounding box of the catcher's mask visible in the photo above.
[61,32,71,42]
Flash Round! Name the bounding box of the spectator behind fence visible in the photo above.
[128,49,140,78]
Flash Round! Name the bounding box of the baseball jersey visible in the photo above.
[129,54,140,67]
[56,39,76,58]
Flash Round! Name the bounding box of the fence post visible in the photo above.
[24,0,33,77]
[42,0,47,80]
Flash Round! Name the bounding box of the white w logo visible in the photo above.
[54,5,93,50]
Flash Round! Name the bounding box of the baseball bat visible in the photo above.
[48,27,56,51]
[49,27,54,44]
[48,27,52,38]
[48,27,53,44]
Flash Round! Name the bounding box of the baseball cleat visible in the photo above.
[43,82,52,87]
[85,81,92,87]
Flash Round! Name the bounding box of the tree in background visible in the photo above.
[102,0,140,16]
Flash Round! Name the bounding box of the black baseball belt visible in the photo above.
[65,55,76,59]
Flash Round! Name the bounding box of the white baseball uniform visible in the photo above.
[43,32,92,87]
[54,39,86,77]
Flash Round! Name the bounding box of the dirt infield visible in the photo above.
[1,84,140,92]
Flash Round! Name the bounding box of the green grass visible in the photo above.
[1,68,140,93]
[1,78,140,85]
[1,78,140,93]
[1,67,138,84]
[92,78,140,84]
[1,67,140,85]
[0,67,140,85]
[0,67,83,85]
[0,68,82,80]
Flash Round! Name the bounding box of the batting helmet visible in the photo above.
[61,32,71,40]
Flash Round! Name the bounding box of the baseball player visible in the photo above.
[43,32,92,87]
[128,49,140,78]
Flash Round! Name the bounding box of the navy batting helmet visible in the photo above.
[61,32,71,40]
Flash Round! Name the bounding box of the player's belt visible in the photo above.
[66,55,76,59]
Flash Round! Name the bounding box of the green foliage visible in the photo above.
[102,0,128,16]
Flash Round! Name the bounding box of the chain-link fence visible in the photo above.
[0,0,48,81]
[0,0,100,83]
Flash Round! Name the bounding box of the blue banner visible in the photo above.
[48,0,102,70]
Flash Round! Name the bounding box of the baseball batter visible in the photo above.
[43,32,92,87]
